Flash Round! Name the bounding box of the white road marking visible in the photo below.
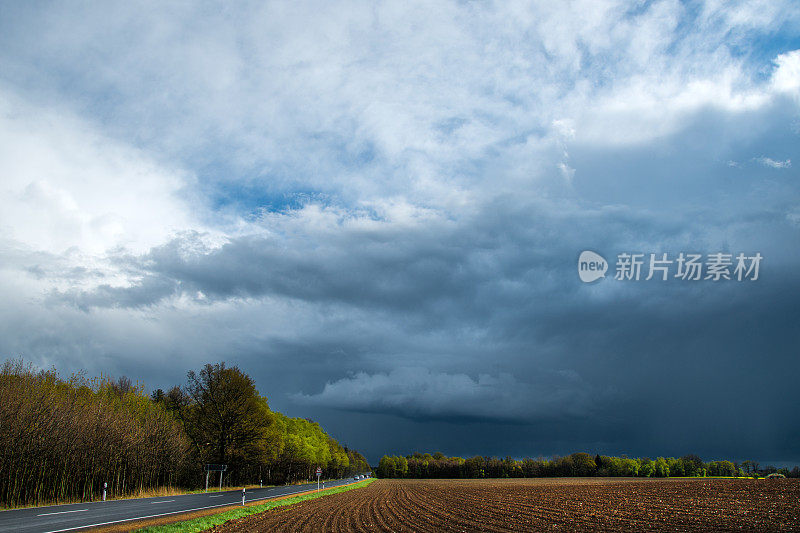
[39,479,363,533]
[42,502,240,533]
[151,500,175,504]
[208,494,224,498]
[37,509,88,516]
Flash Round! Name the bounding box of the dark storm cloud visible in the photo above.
[49,194,706,313]
[1,1,799,466]
[292,367,597,423]
[39,164,800,463]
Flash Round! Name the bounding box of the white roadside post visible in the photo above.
[316,467,322,491]
[242,487,246,506]
[103,482,107,502]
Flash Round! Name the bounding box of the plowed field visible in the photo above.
[207,478,800,532]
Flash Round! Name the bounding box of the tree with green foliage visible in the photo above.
[181,363,270,470]
[681,454,703,477]
[371,450,790,481]
[654,457,670,477]
[639,459,655,477]
[708,460,736,477]
[1,358,372,507]
[0,359,189,507]
[667,457,684,477]
[571,453,598,476]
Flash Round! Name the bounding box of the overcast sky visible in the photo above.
[1,1,799,465]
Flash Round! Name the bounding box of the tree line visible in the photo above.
[376,452,800,479]
[0,359,369,508]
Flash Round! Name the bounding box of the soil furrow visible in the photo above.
[207,478,800,533]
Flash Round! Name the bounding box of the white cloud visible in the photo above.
[3,1,794,199]
[0,87,200,257]
[558,162,576,183]
[0,85,222,301]
[0,2,795,306]
[756,157,792,169]
[788,209,800,227]
[772,50,800,94]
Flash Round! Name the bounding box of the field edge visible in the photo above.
[130,478,374,533]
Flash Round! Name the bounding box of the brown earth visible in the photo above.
[90,483,363,532]
[206,477,800,532]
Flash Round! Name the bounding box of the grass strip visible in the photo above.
[135,478,375,533]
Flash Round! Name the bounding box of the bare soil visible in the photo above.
[206,477,800,532]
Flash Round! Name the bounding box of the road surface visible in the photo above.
[0,476,368,533]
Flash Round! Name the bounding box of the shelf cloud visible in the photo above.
[0,0,798,462]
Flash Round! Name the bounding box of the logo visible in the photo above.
[577,250,762,283]
[578,250,607,283]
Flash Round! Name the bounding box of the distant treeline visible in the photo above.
[0,360,369,508]
[376,452,800,479]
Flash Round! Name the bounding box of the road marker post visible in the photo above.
[242,487,246,506]
[103,482,107,502]
[316,467,322,491]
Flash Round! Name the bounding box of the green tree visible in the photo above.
[182,363,271,472]
[708,460,735,477]
[681,454,703,477]
[654,457,670,477]
[667,457,684,477]
[639,459,655,477]
[571,453,597,476]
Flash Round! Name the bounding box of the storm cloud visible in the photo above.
[1,1,799,464]
[292,367,597,423]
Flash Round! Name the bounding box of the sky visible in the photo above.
[1,0,799,465]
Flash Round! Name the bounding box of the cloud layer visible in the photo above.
[293,367,595,423]
[0,1,799,462]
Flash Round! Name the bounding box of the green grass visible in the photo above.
[135,478,374,533]
[181,484,274,495]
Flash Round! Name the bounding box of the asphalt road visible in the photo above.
[0,476,368,533]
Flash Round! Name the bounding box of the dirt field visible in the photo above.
[206,477,800,532]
